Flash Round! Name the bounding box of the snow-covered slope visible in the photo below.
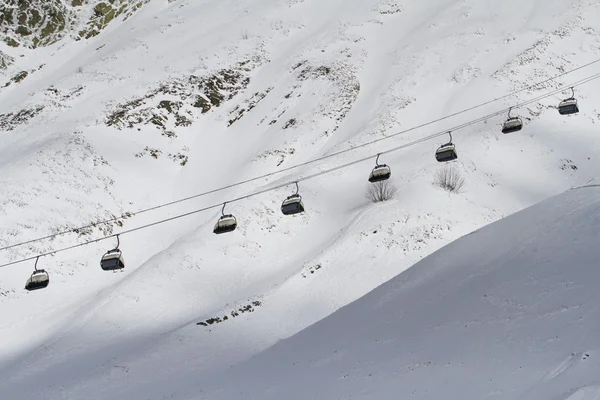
[0,0,600,398]
[200,184,600,400]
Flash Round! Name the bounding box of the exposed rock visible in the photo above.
[0,105,45,131]
[106,65,251,132]
[196,300,263,327]
[0,0,151,49]
[228,88,272,127]
[79,0,151,40]
[0,50,14,70]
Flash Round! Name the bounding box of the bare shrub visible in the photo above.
[241,30,249,40]
[434,165,465,193]
[366,180,397,203]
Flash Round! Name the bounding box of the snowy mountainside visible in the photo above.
[0,0,152,49]
[0,0,600,398]
[200,184,600,400]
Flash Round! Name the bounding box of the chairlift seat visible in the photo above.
[502,117,523,134]
[368,165,391,183]
[25,269,50,291]
[101,249,125,271]
[558,98,579,115]
[281,194,305,215]
[435,144,458,162]
[214,214,237,234]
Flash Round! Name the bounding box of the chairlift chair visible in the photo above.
[25,257,49,291]
[368,154,391,183]
[214,203,237,234]
[25,270,50,291]
[281,182,305,215]
[558,99,579,115]
[501,107,523,134]
[101,235,125,271]
[558,87,579,115]
[101,249,125,271]
[435,132,458,162]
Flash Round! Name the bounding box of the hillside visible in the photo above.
[0,0,152,48]
[0,0,600,398]
[200,184,600,400]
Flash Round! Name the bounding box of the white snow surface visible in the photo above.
[201,184,600,400]
[0,0,599,398]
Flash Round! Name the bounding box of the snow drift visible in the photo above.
[201,184,600,400]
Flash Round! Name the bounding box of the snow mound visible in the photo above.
[201,185,600,400]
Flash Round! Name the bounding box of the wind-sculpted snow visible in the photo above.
[200,185,600,400]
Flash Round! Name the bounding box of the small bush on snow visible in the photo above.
[434,165,465,193]
[366,180,397,203]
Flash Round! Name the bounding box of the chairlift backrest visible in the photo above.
[437,142,455,151]
[103,249,122,259]
[373,164,390,171]
[283,193,301,202]
[31,270,49,279]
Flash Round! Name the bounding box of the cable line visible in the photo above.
[2,73,599,269]
[2,61,600,254]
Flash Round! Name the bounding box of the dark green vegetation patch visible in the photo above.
[0,105,45,131]
[0,0,151,48]
[106,65,251,131]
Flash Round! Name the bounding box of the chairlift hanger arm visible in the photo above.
[448,131,453,143]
